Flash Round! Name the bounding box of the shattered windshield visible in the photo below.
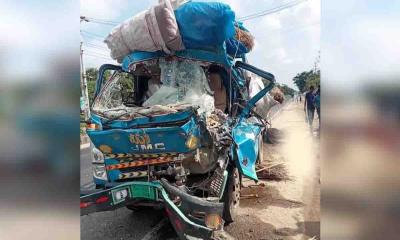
[92,59,215,119]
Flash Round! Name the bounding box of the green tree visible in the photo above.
[85,68,116,104]
[85,68,98,82]
[85,68,98,104]
[277,83,295,97]
[292,69,320,93]
[85,68,135,105]
[293,71,310,93]
[305,69,320,90]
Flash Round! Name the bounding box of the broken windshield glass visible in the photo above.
[92,59,215,119]
[143,59,214,115]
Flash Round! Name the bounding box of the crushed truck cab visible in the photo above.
[81,49,275,239]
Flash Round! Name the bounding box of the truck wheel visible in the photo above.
[222,167,241,224]
[265,127,282,144]
[126,205,141,211]
[126,204,155,212]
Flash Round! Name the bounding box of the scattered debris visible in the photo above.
[256,162,285,173]
[247,182,266,188]
[256,163,290,181]
[206,109,232,151]
[213,230,235,240]
[240,194,259,199]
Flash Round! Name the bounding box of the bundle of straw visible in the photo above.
[256,163,290,181]
[235,26,255,51]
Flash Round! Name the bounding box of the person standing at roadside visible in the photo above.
[314,85,320,128]
[304,86,316,129]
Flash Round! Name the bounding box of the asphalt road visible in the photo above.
[80,147,177,240]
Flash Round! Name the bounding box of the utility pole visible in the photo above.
[80,17,91,121]
[314,51,320,73]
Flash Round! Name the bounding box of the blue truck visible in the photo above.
[80,48,275,239]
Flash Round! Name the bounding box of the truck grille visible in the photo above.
[106,152,186,181]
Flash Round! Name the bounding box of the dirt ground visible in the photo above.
[225,101,320,240]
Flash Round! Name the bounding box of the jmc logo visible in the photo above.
[129,133,165,151]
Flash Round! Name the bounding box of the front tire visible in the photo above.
[126,203,158,212]
[222,167,241,224]
[265,127,282,144]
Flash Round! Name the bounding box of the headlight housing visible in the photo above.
[91,147,107,180]
[204,213,223,230]
[93,164,107,180]
[91,147,104,164]
[185,135,199,150]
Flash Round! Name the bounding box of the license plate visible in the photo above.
[112,187,129,204]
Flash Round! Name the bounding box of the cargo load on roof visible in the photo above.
[104,0,255,62]
[105,0,185,62]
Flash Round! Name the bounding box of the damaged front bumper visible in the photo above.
[80,180,224,240]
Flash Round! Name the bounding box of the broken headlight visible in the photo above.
[92,147,107,180]
[91,147,104,164]
[93,164,107,180]
[186,134,199,150]
[205,213,223,230]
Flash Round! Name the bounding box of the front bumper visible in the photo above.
[80,180,224,240]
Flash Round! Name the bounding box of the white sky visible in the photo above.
[3,0,397,91]
[322,0,400,91]
[0,0,79,81]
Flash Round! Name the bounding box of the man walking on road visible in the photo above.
[314,85,320,128]
[304,86,316,130]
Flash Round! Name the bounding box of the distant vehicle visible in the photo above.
[80,49,276,239]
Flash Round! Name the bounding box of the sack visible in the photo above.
[104,0,184,62]
[154,0,185,51]
[249,75,281,119]
[170,0,189,9]
[174,2,235,50]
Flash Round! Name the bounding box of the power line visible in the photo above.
[84,53,114,61]
[81,16,119,26]
[238,0,306,20]
[84,51,109,57]
[274,21,320,35]
[238,0,308,21]
[84,42,109,50]
[86,17,119,25]
[81,30,107,39]
[84,50,110,58]
[84,47,110,55]
[87,20,116,26]
[83,51,114,60]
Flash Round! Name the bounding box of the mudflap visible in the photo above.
[80,180,224,240]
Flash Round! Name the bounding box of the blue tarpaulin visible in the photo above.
[175,2,235,51]
[226,38,248,57]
